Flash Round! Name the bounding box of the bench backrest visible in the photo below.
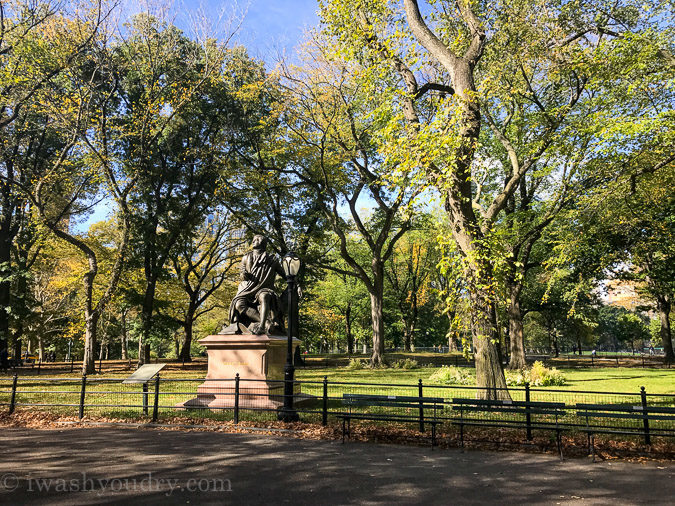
[576,403,675,421]
[452,398,565,416]
[342,393,444,409]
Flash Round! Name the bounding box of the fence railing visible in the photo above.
[2,374,673,444]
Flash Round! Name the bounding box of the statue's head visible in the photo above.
[251,234,267,250]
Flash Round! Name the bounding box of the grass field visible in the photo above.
[2,353,673,394]
[295,366,675,395]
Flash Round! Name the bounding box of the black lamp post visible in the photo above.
[278,251,301,422]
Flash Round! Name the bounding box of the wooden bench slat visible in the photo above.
[344,394,444,403]
[578,411,675,421]
[576,403,638,412]
[344,400,441,409]
[337,413,442,423]
[453,405,563,414]
[453,398,564,409]
[639,406,675,414]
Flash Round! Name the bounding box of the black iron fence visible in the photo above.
[1,374,673,446]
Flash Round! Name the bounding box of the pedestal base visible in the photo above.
[178,334,305,410]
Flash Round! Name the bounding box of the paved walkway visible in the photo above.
[0,427,672,504]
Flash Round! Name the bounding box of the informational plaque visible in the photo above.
[122,364,166,384]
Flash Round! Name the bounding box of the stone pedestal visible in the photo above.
[179,334,301,410]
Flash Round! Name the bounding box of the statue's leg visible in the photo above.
[253,293,272,334]
[234,299,258,322]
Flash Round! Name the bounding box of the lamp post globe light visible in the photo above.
[278,251,300,422]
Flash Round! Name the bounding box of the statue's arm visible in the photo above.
[274,259,286,279]
[240,254,253,281]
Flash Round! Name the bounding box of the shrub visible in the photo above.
[391,358,419,370]
[428,366,472,385]
[505,361,566,387]
[346,358,366,370]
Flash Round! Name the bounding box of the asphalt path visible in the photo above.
[0,427,672,505]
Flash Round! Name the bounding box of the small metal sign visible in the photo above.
[122,364,166,384]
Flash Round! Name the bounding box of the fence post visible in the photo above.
[9,374,18,414]
[142,382,148,416]
[418,379,425,433]
[640,386,650,446]
[152,374,160,422]
[37,359,41,375]
[591,354,594,367]
[234,373,240,425]
[70,355,74,373]
[641,355,645,367]
[616,354,619,367]
[455,355,459,367]
[525,382,532,441]
[79,374,87,420]
[322,376,328,426]
[99,356,102,374]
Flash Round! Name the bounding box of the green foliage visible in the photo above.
[346,358,367,370]
[505,361,566,387]
[428,366,472,385]
[391,358,419,370]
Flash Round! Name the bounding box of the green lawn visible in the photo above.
[296,366,675,395]
[2,356,672,394]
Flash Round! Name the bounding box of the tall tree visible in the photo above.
[0,0,107,354]
[385,225,438,351]
[111,15,232,366]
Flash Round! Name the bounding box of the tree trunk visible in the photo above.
[446,310,459,352]
[345,305,354,355]
[13,337,21,362]
[82,310,98,375]
[403,319,412,352]
[657,295,674,363]
[507,282,527,370]
[448,335,458,352]
[38,336,44,362]
[470,278,510,400]
[138,337,144,364]
[12,261,28,360]
[120,310,128,360]
[179,305,195,362]
[369,274,386,366]
[0,227,11,353]
[138,277,157,367]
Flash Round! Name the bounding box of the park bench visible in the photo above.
[452,398,567,459]
[576,403,675,459]
[338,393,444,446]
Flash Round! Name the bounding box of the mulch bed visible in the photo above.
[1,410,673,463]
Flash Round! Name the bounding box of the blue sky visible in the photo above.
[123,0,321,63]
[230,0,320,61]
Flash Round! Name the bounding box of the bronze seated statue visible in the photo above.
[219,234,289,335]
